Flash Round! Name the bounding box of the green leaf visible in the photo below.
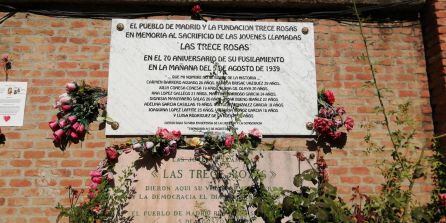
[293,174,303,188]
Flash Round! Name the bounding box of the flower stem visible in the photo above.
[352,0,398,152]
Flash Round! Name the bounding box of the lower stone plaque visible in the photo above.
[114,150,313,223]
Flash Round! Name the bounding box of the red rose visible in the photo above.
[191,4,202,14]
[344,116,354,131]
[105,147,119,162]
[225,135,235,149]
[439,193,446,207]
[323,90,335,105]
[313,117,334,135]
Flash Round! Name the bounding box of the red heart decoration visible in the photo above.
[3,116,10,122]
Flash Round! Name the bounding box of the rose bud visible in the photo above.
[58,119,68,128]
[65,82,77,92]
[105,147,119,162]
[49,120,60,131]
[71,122,80,130]
[171,130,181,140]
[132,143,142,151]
[59,96,71,105]
[70,131,79,140]
[344,116,354,131]
[145,141,154,149]
[105,172,114,182]
[67,115,77,123]
[53,129,65,143]
[88,183,98,191]
[76,123,86,135]
[61,104,72,112]
[89,170,102,184]
[191,4,202,14]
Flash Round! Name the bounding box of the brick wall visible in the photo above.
[422,0,446,150]
[0,13,434,222]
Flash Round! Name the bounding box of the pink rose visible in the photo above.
[58,119,68,128]
[89,170,102,178]
[344,116,354,131]
[49,120,59,131]
[191,4,202,14]
[323,90,335,105]
[65,82,77,92]
[89,182,98,191]
[67,115,77,123]
[70,131,79,140]
[249,128,262,139]
[59,95,71,104]
[53,129,65,143]
[171,130,181,140]
[71,122,80,130]
[224,135,235,149]
[77,123,85,134]
[89,170,102,184]
[61,104,72,112]
[105,147,119,162]
[156,127,169,138]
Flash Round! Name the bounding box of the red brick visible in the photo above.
[10,160,32,167]
[10,179,32,187]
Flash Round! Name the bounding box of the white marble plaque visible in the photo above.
[114,150,314,223]
[107,19,317,135]
[0,82,27,126]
